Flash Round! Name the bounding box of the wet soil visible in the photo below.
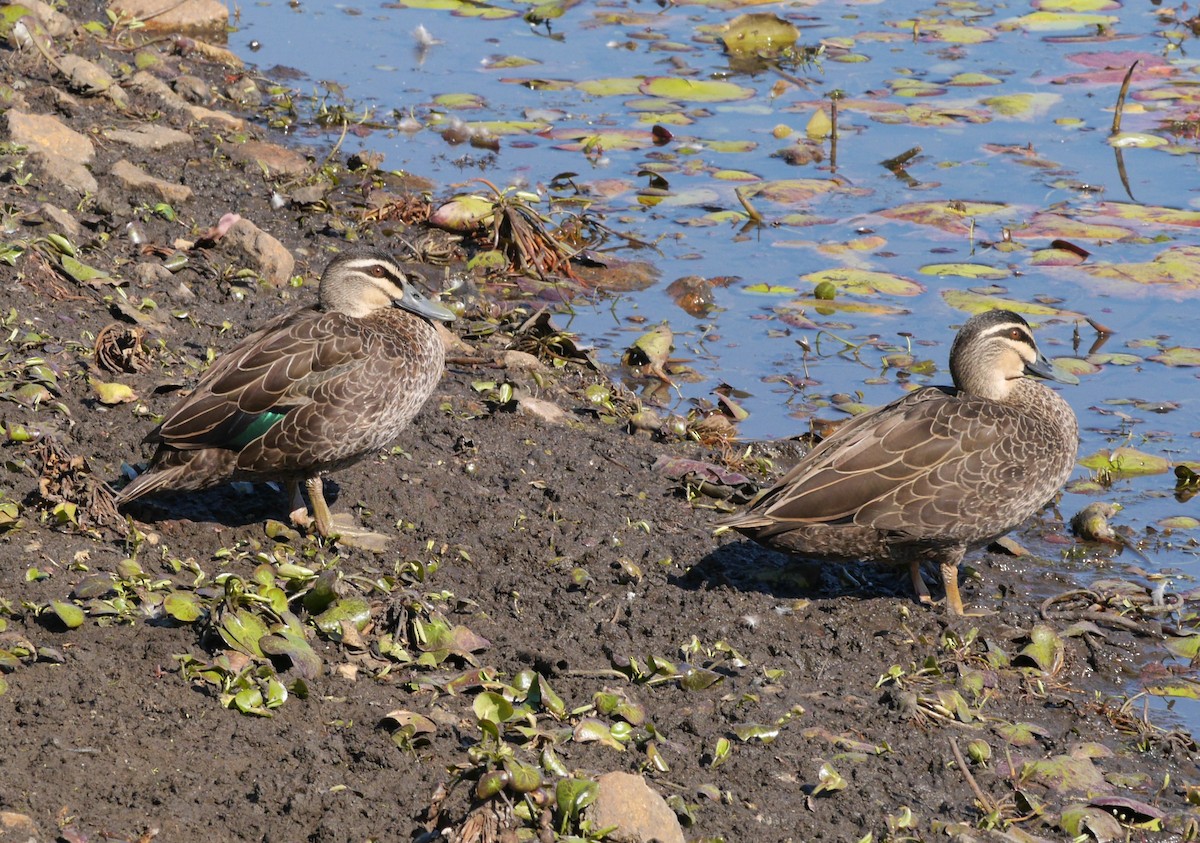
[0,8,1197,842]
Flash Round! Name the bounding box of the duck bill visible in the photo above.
[1026,351,1078,385]
[396,281,456,322]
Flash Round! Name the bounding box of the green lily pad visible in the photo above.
[638,77,755,103]
[801,268,924,296]
[919,263,1010,280]
[941,289,1084,319]
[1149,346,1200,367]
[1079,447,1171,477]
[163,591,203,623]
[719,12,799,58]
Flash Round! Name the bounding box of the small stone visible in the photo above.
[502,349,546,372]
[132,262,173,287]
[59,54,115,96]
[588,772,685,843]
[219,218,295,288]
[110,159,193,205]
[222,140,310,178]
[104,124,193,151]
[172,74,210,103]
[38,202,80,239]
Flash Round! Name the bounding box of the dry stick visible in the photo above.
[949,738,996,815]
[829,94,839,173]
[1111,60,1139,136]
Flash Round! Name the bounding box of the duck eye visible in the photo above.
[369,265,386,277]
[1009,328,1022,340]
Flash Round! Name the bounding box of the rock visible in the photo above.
[0,809,40,841]
[111,159,193,205]
[27,1,74,37]
[107,0,228,33]
[221,140,310,178]
[132,262,173,287]
[173,73,211,103]
[127,71,246,130]
[502,350,546,372]
[58,54,115,95]
[219,218,295,287]
[38,202,80,239]
[3,109,96,194]
[517,394,568,425]
[103,124,193,151]
[588,772,685,843]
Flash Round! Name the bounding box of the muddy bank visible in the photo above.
[0,5,1197,842]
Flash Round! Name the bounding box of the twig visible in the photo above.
[1110,61,1138,136]
[949,738,995,815]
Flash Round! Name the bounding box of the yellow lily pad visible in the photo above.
[1078,447,1171,477]
[575,77,645,97]
[1159,516,1200,530]
[800,268,923,297]
[719,12,800,58]
[1149,346,1200,367]
[982,93,1062,119]
[941,290,1084,319]
[1109,132,1168,148]
[778,299,910,316]
[879,201,1011,234]
[946,72,1002,86]
[999,11,1118,31]
[745,178,869,204]
[639,77,756,103]
[1082,245,1200,291]
[432,92,486,109]
[919,263,1010,280]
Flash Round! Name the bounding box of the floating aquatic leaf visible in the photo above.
[982,92,1062,119]
[1000,11,1118,31]
[1159,515,1200,530]
[719,12,800,58]
[1079,447,1170,477]
[1148,346,1200,367]
[919,263,1009,280]
[879,201,1010,234]
[1082,245,1200,291]
[1145,679,1200,699]
[941,289,1083,319]
[800,268,924,296]
[638,77,755,103]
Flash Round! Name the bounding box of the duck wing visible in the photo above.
[149,307,365,454]
[743,386,1019,539]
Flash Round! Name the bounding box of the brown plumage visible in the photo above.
[116,248,455,542]
[722,309,1079,615]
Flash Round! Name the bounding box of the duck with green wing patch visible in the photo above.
[721,309,1079,615]
[116,248,455,549]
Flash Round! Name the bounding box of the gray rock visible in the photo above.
[110,159,193,205]
[103,124,193,151]
[220,218,295,287]
[589,772,685,843]
[4,109,97,194]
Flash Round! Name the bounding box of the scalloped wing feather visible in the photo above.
[155,308,364,450]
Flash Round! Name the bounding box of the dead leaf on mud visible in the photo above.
[32,437,126,536]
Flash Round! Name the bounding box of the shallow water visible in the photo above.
[233,0,1200,718]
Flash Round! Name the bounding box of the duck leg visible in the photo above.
[304,474,391,552]
[939,548,966,616]
[909,560,932,605]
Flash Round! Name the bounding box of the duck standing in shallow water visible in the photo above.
[116,248,455,548]
[721,309,1079,615]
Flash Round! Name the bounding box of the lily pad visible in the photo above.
[800,268,924,296]
[1079,447,1171,477]
[639,77,755,103]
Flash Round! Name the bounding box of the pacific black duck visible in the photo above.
[721,309,1079,615]
[116,248,455,547]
